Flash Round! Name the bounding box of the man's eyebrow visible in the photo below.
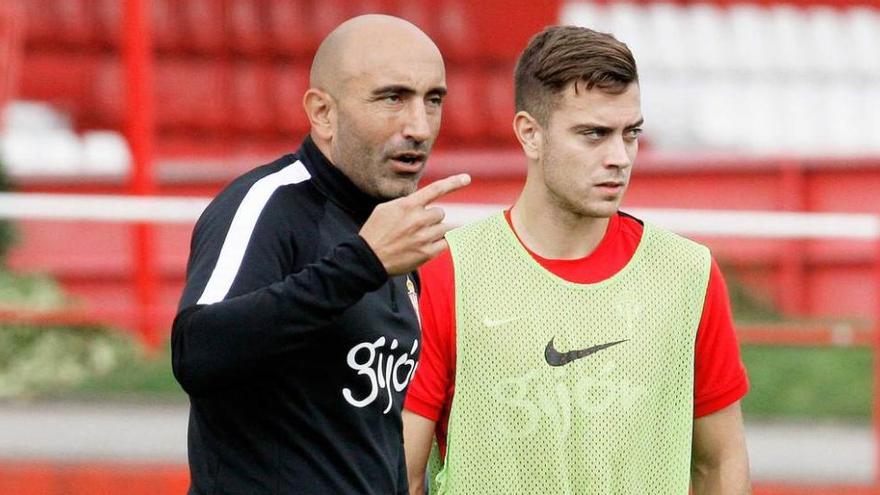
[571,117,644,133]
[371,85,416,96]
[571,123,611,133]
[428,87,448,97]
[626,117,645,129]
[370,85,448,97]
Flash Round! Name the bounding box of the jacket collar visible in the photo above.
[299,135,382,225]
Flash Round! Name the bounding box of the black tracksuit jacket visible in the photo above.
[172,136,421,494]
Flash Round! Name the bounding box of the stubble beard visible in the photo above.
[542,160,613,221]
[546,186,610,220]
[331,130,391,200]
[333,124,428,201]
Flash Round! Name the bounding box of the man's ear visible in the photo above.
[303,88,336,141]
[513,111,543,161]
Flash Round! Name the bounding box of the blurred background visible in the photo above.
[0,0,878,493]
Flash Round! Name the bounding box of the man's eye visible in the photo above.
[384,94,402,103]
[626,128,643,139]
[583,130,605,140]
[427,96,444,107]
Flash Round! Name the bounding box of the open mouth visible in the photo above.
[389,152,426,170]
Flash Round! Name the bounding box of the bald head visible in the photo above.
[310,14,443,95]
[302,15,447,200]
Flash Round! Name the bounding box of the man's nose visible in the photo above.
[402,101,432,142]
[605,136,633,169]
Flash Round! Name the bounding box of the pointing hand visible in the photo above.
[360,174,471,276]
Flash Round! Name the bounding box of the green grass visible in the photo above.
[740,344,872,421]
[724,266,873,420]
[68,344,185,400]
[0,323,146,399]
[0,268,183,400]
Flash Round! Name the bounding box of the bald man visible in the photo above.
[172,15,468,494]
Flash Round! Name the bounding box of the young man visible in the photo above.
[172,15,469,494]
[403,26,750,494]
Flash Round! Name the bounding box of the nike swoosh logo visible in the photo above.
[544,338,627,367]
[482,317,522,328]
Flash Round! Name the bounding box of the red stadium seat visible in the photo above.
[484,66,517,145]
[266,0,317,57]
[306,0,422,53]
[20,0,55,44]
[393,1,435,39]
[439,69,487,146]
[230,62,275,133]
[92,0,122,45]
[274,63,311,136]
[434,0,476,62]
[268,0,400,57]
[56,0,95,46]
[0,0,23,110]
[151,0,183,51]
[179,0,225,54]
[154,59,226,130]
[348,0,392,17]
[434,0,562,64]
[18,51,99,122]
[226,0,265,54]
[309,0,355,41]
[90,57,124,128]
[21,0,94,46]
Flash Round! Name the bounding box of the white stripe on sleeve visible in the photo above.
[197,161,311,305]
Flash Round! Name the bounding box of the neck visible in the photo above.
[511,175,611,260]
[310,132,336,166]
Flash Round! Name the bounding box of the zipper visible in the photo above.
[389,279,399,312]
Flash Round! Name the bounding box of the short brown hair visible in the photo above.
[514,26,638,125]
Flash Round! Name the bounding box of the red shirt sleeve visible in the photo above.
[693,258,749,417]
[404,248,456,454]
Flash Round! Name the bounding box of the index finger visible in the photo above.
[409,174,472,206]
